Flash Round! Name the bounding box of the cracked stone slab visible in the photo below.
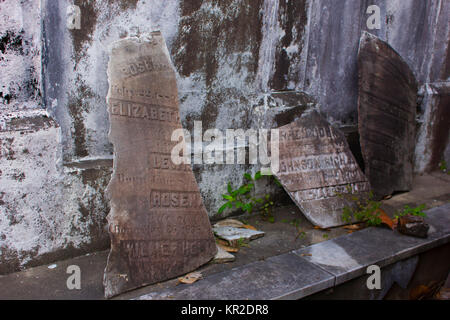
[358,32,418,198]
[213,226,265,245]
[103,32,217,298]
[294,203,450,285]
[212,245,235,264]
[136,253,334,300]
[273,110,370,228]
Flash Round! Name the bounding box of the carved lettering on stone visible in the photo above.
[103,32,217,298]
[274,110,370,228]
[358,32,418,198]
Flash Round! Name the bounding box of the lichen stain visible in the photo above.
[173,0,264,127]
[0,138,16,160]
[67,79,95,158]
[0,30,24,55]
[270,0,308,91]
[79,167,112,241]
[107,0,139,11]
[0,246,22,274]
[71,0,99,64]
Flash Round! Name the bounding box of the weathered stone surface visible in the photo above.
[213,226,265,246]
[0,110,111,275]
[137,253,335,300]
[294,203,450,287]
[103,32,216,298]
[358,32,418,198]
[1,0,448,274]
[213,219,245,229]
[212,245,235,264]
[415,82,450,173]
[397,215,430,238]
[274,110,370,228]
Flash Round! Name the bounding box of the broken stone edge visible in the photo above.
[103,33,217,298]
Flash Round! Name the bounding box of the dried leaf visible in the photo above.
[410,285,432,300]
[217,242,239,253]
[314,226,331,231]
[376,208,395,230]
[242,224,257,231]
[178,272,203,285]
[343,223,365,230]
[300,253,312,257]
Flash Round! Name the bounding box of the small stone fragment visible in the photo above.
[178,272,203,285]
[213,226,265,246]
[212,244,236,264]
[213,219,245,228]
[397,215,429,238]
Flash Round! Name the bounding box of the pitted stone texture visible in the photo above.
[358,32,418,198]
[103,33,216,298]
[415,82,450,173]
[136,253,334,300]
[294,203,450,285]
[398,215,430,238]
[274,110,369,228]
[213,226,265,245]
[212,245,235,264]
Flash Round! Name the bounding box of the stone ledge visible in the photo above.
[136,203,450,300]
[0,109,57,132]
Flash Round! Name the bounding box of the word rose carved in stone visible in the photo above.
[103,32,216,298]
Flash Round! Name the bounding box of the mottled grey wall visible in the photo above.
[0,0,448,273]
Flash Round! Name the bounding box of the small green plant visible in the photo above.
[236,237,249,248]
[439,160,450,175]
[338,186,383,227]
[218,171,279,222]
[394,204,427,220]
[282,219,306,240]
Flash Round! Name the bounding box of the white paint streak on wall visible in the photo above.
[256,0,282,93]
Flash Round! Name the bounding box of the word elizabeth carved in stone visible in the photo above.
[273,110,370,228]
[103,32,217,298]
[358,32,418,198]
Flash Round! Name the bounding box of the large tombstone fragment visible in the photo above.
[273,110,370,228]
[358,32,418,198]
[103,32,217,298]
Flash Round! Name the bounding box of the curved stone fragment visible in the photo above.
[273,110,370,228]
[358,32,418,198]
[103,32,216,298]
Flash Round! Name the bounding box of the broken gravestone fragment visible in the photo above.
[397,215,429,238]
[358,31,418,198]
[273,110,370,228]
[212,244,236,264]
[103,32,217,298]
[213,226,265,246]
